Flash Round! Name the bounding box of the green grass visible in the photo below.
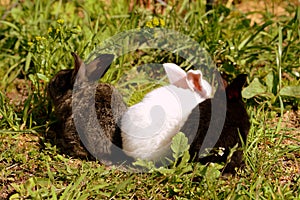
[1,0,299,199]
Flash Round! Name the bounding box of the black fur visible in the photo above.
[182,74,250,173]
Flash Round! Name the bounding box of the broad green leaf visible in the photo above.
[242,78,267,99]
[171,132,190,160]
[156,166,175,175]
[177,147,190,168]
[279,86,300,98]
[133,158,155,170]
[206,163,222,181]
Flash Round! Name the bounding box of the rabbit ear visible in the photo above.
[163,63,187,83]
[163,63,212,97]
[215,74,227,94]
[163,63,191,89]
[186,70,202,92]
[85,54,114,82]
[71,52,83,74]
[71,53,114,83]
[187,70,212,98]
[163,63,204,92]
[71,52,87,82]
[226,74,247,100]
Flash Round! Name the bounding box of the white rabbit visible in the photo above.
[120,63,212,162]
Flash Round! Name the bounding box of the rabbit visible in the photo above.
[181,74,250,173]
[47,52,129,165]
[120,63,212,162]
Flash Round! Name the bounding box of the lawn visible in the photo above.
[0,0,299,199]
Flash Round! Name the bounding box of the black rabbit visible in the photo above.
[47,53,128,165]
[182,74,250,173]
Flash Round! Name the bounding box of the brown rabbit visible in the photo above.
[48,53,129,165]
[182,74,250,173]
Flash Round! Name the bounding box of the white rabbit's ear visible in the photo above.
[163,63,212,97]
[186,70,202,92]
[163,63,190,89]
[187,70,212,98]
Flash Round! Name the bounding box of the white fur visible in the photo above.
[121,63,212,161]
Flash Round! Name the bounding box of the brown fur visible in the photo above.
[47,53,127,164]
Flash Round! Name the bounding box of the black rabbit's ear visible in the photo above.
[85,54,114,81]
[213,72,227,97]
[226,74,247,100]
[71,53,114,83]
[71,52,87,82]
[71,52,83,74]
